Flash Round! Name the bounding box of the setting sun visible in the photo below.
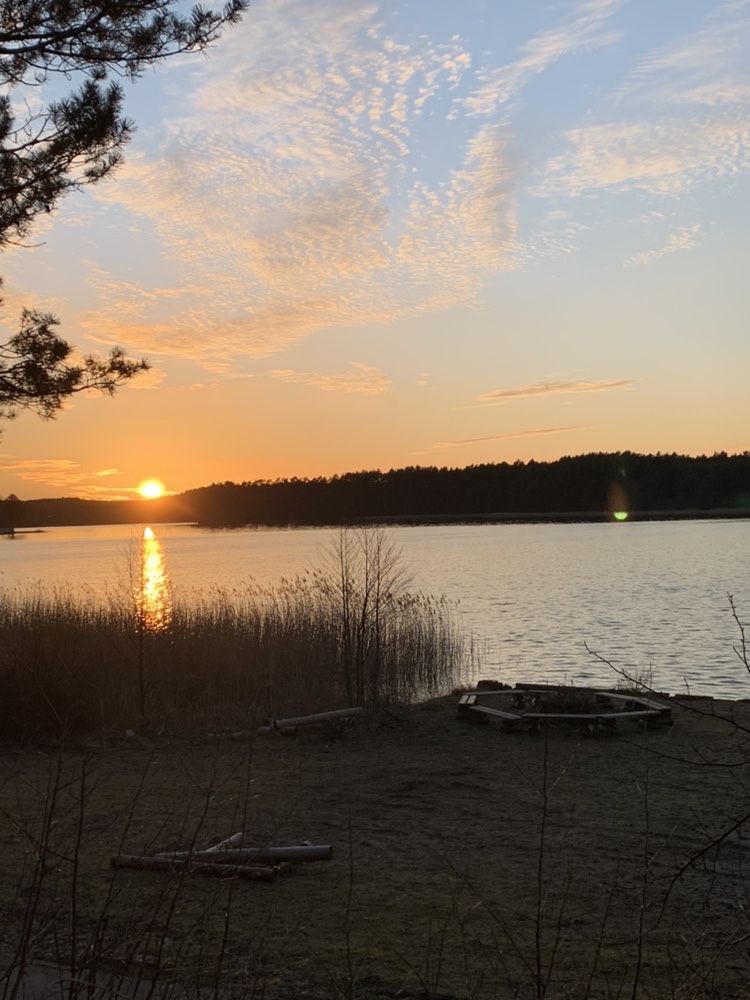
[138,479,165,500]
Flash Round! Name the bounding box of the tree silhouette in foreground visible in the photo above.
[0,0,247,424]
[0,303,147,422]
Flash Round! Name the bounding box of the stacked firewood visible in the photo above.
[111,832,333,881]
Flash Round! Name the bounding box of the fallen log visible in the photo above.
[111,855,276,880]
[156,844,333,864]
[258,706,363,733]
[206,831,245,852]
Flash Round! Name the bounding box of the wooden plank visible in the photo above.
[456,693,477,716]
[156,844,333,864]
[460,690,516,699]
[522,710,661,720]
[595,710,663,719]
[470,704,522,721]
[259,707,363,733]
[593,691,672,714]
[515,682,595,692]
[111,855,276,880]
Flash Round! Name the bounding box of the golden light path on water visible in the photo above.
[138,526,173,631]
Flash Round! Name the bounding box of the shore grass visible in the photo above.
[0,577,466,742]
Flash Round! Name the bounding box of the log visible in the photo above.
[111,855,275,880]
[206,831,245,852]
[259,707,363,732]
[156,844,333,864]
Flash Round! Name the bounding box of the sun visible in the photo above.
[138,479,165,500]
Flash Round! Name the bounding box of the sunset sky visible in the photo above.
[1,0,748,500]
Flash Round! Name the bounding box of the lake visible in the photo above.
[1,519,748,698]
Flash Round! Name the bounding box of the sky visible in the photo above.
[1,0,748,500]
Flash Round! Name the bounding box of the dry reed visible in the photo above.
[0,572,465,741]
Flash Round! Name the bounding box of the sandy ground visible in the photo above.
[2,694,750,999]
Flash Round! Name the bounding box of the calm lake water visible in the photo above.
[1,520,748,698]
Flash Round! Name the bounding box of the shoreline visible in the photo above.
[9,507,750,531]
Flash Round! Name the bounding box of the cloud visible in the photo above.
[478,378,633,402]
[539,3,750,202]
[269,362,391,395]
[35,0,745,373]
[459,0,622,118]
[0,456,85,489]
[0,456,130,497]
[128,366,167,389]
[624,224,702,267]
[540,118,750,197]
[426,426,580,453]
[618,0,750,109]
[82,0,521,367]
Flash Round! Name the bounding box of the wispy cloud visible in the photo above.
[32,0,747,378]
[539,3,750,202]
[540,118,750,197]
[0,456,85,489]
[458,0,622,118]
[0,456,132,498]
[426,425,580,453]
[269,362,391,394]
[624,224,702,267]
[618,0,750,109]
[81,0,603,367]
[128,366,167,389]
[478,378,632,402]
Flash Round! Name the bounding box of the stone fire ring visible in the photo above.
[456,683,673,734]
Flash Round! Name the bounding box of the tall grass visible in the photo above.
[0,531,466,740]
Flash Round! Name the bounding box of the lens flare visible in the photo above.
[613,511,629,521]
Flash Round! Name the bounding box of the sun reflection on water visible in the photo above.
[138,526,173,631]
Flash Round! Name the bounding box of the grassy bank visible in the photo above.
[0,529,466,742]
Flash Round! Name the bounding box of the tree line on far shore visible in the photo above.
[2,451,749,529]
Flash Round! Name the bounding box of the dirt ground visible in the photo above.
[2,694,750,999]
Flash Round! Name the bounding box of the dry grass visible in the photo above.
[0,578,465,742]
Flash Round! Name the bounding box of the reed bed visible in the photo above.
[0,571,466,742]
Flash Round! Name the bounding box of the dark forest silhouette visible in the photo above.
[2,451,749,529]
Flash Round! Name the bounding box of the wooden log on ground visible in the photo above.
[259,707,363,733]
[207,831,245,851]
[111,855,276,880]
[156,844,333,864]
